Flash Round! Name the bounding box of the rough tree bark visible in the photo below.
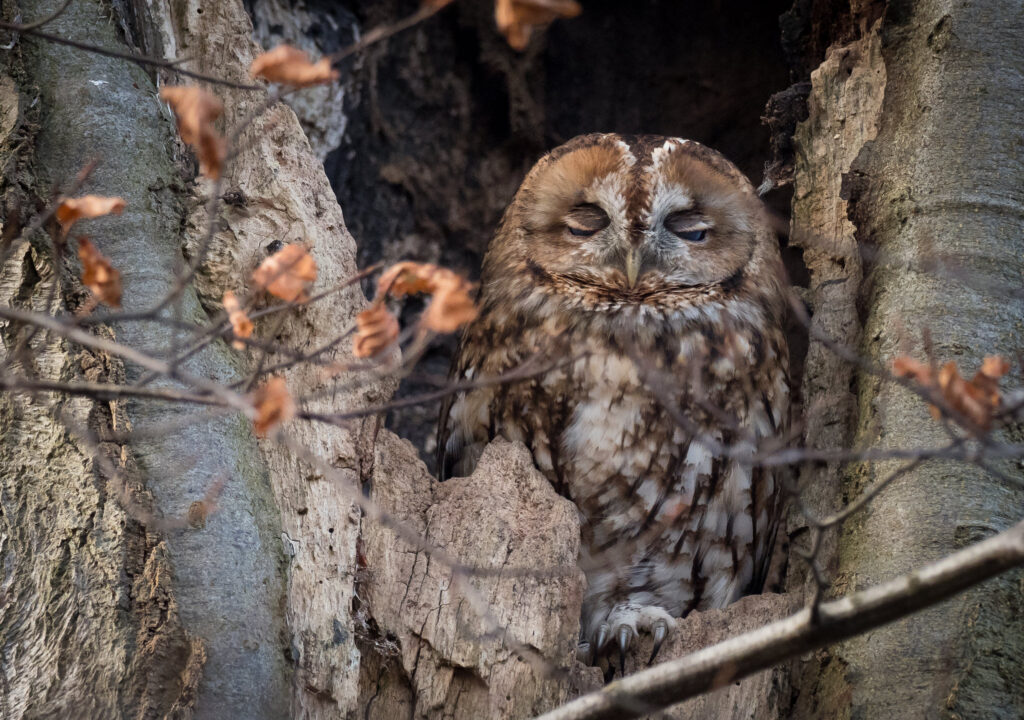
[1,0,286,717]
[787,1,1024,717]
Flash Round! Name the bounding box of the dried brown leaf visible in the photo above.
[494,0,581,50]
[422,285,477,332]
[250,45,339,87]
[159,86,226,179]
[892,356,933,384]
[353,303,400,358]
[976,355,1011,395]
[377,261,440,297]
[222,290,254,350]
[57,195,126,234]
[251,243,318,303]
[251,376,295,437]
[77,236,122,308]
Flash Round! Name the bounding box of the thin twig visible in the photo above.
[1,25,261,90]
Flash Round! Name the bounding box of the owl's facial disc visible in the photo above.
[506,135,770,315]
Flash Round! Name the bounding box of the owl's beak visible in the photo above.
[625,247,641,288]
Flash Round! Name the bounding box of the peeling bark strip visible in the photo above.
[783,14,885,718]
[787,23,884,550]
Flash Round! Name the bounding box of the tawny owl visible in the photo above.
[437,133,790,672]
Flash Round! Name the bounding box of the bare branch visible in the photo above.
[0,375,223,407]
[0,23,261,90]
[0,304,251,413]
[535,518,1024,720]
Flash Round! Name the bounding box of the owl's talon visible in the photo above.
[648,619,669,665]
[616,625,633,676]
[595,623,610,653]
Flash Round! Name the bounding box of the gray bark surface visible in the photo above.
[790,2,1024,716]
[3,0,294,717]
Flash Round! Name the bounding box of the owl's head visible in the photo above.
[482,134,786,333]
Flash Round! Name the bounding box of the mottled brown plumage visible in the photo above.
[438,134,790,668]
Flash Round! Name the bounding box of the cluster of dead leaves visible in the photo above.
[56,195,127,308]
[160,86,226,180]
[221,243,319,352]
[892,355,1011,430]
[353,262,477,358]
[495,0,581,50]
[158,44,337,180]
[238,244,322,436]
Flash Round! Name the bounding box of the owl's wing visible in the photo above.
[436,338,489,481]
[435,367,462,481]
[749,467,783,593]
[749,388,792,593]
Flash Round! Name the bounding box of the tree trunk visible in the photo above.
[1,0,297,717]
[788,1,1024,717]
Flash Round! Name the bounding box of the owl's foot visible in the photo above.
[578,603,676,677]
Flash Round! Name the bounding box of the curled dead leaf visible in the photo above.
[892,356,933,384]
[375,262,477,333]
[77,236,122,308]
[250,45,339,87]
[251,376,296,437]
[377,261,441,297]
[893,354,1011,430]
[251,243,318,303]
[187,476,226,530]
[494,0,581,51]
[159,86,226,179]
[422,284,477,332]
[353,303,400,358]
[57,195,126,234]
[223,290,254,350]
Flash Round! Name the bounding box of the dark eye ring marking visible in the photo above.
[565,203,610,238]
[665,210,710,243]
